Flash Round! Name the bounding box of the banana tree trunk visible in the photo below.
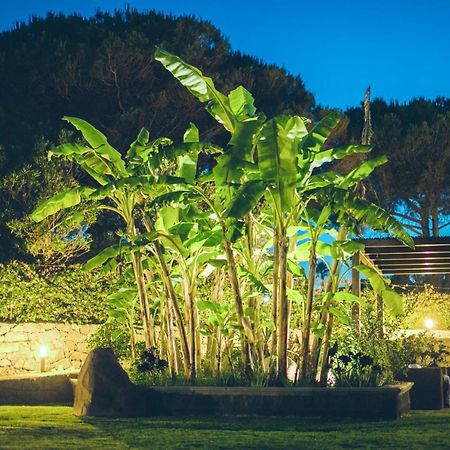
[141,212,191,376]
[318,312,335,384]
[270,228,280,369]
[300,238,318,380]
[129,243,154,348]
[309,267,336,381]
[213,269,225,373]
[276,228,289,382]
[182,271,196,381]
[166,303,179,376]
[129,313,137,360]
[310,228,346,380]
[222,233,255,356]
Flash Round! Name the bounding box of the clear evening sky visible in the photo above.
[1,0,449,108]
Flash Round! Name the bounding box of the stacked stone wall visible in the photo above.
[0,322,98,375]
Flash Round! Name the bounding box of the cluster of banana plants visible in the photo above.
[31,50,413,384]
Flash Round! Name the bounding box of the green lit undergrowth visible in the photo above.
[1,407,450,449]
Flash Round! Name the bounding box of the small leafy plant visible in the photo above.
[130,347,169,385]
[136,347,169,374]
[329,345,382,387]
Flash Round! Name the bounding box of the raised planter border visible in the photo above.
[0,372,76,405]
[144,383,413,420]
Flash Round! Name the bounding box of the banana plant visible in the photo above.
[30,117,201,356]
[155,48,414,383]
[106,287,139,359]
[137,202,225,381]
[155,49,265,371]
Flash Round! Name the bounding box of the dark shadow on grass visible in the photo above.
[81,414,415,449]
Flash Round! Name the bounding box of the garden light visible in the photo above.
[424,318,435,330]
[39,345,48,372]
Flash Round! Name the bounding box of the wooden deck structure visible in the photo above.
[351,237,450,330]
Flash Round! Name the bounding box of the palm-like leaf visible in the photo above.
[154,48,235,132]
[300,112,342,153]
[258,115,303,212]
[225,180,267,219]
[31,186,95,222]
[63,116,126,175]
[326,189,414,248]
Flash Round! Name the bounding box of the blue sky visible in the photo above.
[1,0,449,108]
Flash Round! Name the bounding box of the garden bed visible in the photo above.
[74,349,413,420]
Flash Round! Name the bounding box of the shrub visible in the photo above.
[401,285,450,330]
[129,347,168,385]
[87,321,133,360]
[0,261,117,323]
[329,349,382,387]
[332,289,450,384]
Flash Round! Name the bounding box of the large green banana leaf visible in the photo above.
[63,116,126,175]
[154,48,235,132]
[328,189,414,248]
[225,180,267,219]
[353,264,403,315]
[338,154,388,189]
[31,186,95,222]
[257,115,301,212]
[310,144,372,170]
[299,111,342,153]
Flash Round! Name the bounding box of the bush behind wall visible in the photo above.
[0,261,117,323]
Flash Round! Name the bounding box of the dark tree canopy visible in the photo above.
[0,8,315,262]
[0,8,315,176]
[345,97,450,237]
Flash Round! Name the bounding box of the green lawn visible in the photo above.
[0,406,450,449]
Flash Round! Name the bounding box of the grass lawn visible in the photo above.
[0,406,450,449]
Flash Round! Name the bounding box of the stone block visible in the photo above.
[408,367,444,410]
[21,323,40,333]
[1,343,20,353]
[0,374,74,405]
[23,359,38,371]
[38,331,60,343]
[14,359,25,369]
[6,333,28,343]
[0,324,13,335]
[60,358,72,369]
[74,348,146,417]
[71,351,85,361]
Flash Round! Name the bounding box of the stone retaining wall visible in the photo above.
[0,322,98,375]
[0,373,74,405]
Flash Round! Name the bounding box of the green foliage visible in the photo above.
[87,320,133,360]
[335,289,450,384]
[401,285,450,330]
[330,350,382,387]
[0,261,116,323]
[385,333,450,380]
[0,136,96,264]
[129,347,169,385]
[130,366,273,388]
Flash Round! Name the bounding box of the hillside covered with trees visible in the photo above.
[0,8,449,267]
[0,8,315,262]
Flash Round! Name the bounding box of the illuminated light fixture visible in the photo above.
[39,345,49,372]
[424,318,435,330]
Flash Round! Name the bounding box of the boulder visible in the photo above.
[73,348,146,417]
